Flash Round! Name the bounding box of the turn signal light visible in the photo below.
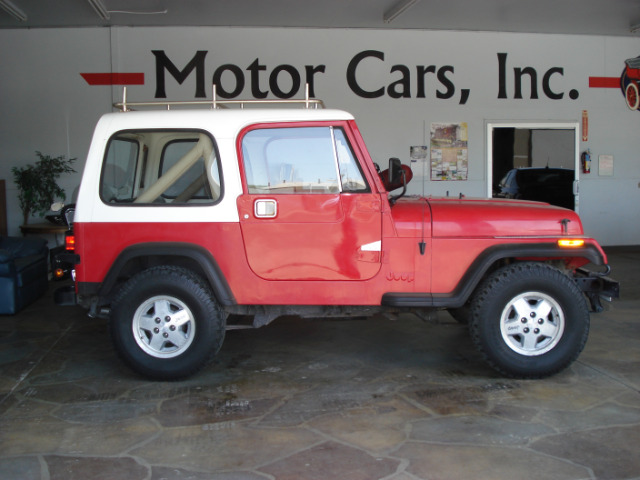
[558,239,585,248]
[54,268,65,279]
[65,235,75,251]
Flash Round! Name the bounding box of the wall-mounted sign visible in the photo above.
[430,122,468,181]
[598,154,614,176]
[410,146,428,163]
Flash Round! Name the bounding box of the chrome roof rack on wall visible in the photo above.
[113,84,325,112]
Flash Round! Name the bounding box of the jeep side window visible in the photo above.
[101,130,221,205]
[333,128,368,193]
[159,140,213,201]
[101,137,139,202]
[242,126,368,194]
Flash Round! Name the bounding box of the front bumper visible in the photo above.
[575,266,620,312]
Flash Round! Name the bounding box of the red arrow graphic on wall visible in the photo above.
[588,77,620,88]
[80,73,620,89]
[81,73,145,85]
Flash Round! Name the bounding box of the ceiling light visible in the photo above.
[383,0,420,24]
[107,0,167,15]
[87,0,110,20]
[0,0,27,22]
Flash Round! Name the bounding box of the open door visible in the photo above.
[487,122,580,212]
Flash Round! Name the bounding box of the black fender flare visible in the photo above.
[382,242,606,308]
[95,242,236,306]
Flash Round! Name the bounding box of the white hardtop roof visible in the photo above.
[97,108,355,137]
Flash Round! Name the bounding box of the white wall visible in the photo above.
[1,27,639,245]
[531,130,575,169]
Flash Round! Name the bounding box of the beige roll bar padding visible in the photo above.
[173,173,207,203]
[135,134,213,203]
[172,143,221,203]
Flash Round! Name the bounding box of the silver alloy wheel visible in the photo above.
[132,295,196,358]
[499,291,565,356]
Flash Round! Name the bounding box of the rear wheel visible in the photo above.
[469,262,589,378]
[110,266,226,380]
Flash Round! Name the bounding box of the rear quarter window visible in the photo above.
[100,130,222,205]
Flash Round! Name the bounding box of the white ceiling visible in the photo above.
[1,0,640,37]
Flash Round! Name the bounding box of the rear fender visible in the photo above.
[94,243,235,306]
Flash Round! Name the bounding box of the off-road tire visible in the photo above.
[110,266,226,380]
[469,262,589,378]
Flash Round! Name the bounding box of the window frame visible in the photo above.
[99,135,141,204]
[237,121,371,196]
[100,128,223,207]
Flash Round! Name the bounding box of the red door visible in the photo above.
[237,124,382,281]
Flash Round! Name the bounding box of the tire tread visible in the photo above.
[110,265,225,380]
[469,262,589,379]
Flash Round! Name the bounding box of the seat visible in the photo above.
[0,236,49,314]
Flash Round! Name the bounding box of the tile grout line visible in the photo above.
[0,321,76,410]
[577,360,640,394]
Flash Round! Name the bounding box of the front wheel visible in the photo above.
[469,263,589,378]
[110,266,226,380]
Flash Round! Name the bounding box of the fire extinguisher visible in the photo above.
[581,149,591,173]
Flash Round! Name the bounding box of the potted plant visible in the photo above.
[12,151,76,225]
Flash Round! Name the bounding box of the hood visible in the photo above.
[390,196,583,238]
[428,197,583,238]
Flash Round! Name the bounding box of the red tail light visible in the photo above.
[65,234,75,251]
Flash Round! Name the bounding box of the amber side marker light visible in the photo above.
[558,239,585,248]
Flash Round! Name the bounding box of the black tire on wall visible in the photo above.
[469,262,590,378]
[109,265,226,380]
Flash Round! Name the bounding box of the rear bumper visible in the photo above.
[54,284,110,318]
[575,266,620,312]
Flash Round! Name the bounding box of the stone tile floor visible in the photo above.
[0,248,638,480]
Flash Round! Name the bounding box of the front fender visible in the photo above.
[382,242,608,308]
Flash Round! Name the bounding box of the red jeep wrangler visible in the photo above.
[56,94,618,380]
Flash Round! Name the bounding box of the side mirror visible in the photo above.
[387,157,407,206]
[377,157,412,198]
[388,157,403,185]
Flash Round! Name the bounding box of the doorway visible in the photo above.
[486,121,580,212]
